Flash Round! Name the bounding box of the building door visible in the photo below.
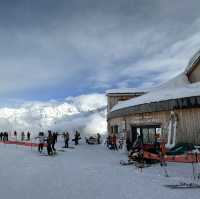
[131,124,161,144]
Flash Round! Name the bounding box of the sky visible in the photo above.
[0,0,200,134]
[0,0,200,103]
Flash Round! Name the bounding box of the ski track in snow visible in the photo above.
[0,141,199,199]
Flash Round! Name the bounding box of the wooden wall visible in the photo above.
[177,108,200,144]
[108,108,200,145]
[107,95,139,112]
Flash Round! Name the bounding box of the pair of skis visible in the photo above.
[120,160,151,169]
[165,182,200,189]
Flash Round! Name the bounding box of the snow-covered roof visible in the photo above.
[111,81,200,112]
[106,88,147,95]
[111,72,200,112]
[185,49,200,75]
[110,49,200,113]
[154,73,189,90]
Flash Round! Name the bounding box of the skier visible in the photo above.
[55,132,58,143]
[27,132,31,141]
[36,132,45,153]
[112,133,118,151]
[74,131,79,145]
[0,132,3,141]
[64,132,69,148]
[14,131,17,137]
[97,133,101,144]
[106,135,111,149]
[126,137,132,151]
[52,132,57,152]
[46,131,53,156]
[3,132,7,142]
[21,132,25,141]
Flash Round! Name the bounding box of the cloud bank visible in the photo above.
[0,0,200,100]
[0,94,107,136]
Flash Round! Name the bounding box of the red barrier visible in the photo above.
[0,140,47,147]
[144,151,200,163]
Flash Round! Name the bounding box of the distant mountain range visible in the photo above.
[0,94,107,136]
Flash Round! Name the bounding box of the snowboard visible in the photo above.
[165,182,200,189]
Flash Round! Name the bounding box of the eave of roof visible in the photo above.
[107,95,200,120]
[110,79,200,113]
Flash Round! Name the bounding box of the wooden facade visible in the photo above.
[108,107,200,145]
[106,92,145,112]
[107,50,200,146]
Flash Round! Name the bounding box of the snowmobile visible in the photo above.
[85,136,98,145]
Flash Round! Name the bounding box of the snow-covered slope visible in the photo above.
[0,94,107,136]
[0,144,199,199]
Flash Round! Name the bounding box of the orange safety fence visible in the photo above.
[144,151,200,163]
[0,140,47,147]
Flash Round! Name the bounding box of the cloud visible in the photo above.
[0,0,200,98]
[0,93,107,136]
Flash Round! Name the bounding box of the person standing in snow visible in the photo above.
[55,132,58,143]
[13,131,17,141]
[36,132,45,153]
[106,135,111,149]
[0,132,3,141]
[52,132,57,152]
[27,132,31,141]
[112,133,118,151]
[74,131,80,145]
[97,133,101,144]
[3,132,7,142]
[64,132,69,148]
[47,131,53,156]
[21,132,25,141]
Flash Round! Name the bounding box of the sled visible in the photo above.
[164,182,200,189]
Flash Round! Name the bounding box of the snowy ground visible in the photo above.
[0,140,199,199]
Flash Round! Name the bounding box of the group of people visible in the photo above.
[35,130,82,155]
[14,131,31,141]
[0,131,32,142]
[106,133,118,150]
[72,131,81,145]
[36,131,58,155]
[63,130,82,147]
[0,132,9,142]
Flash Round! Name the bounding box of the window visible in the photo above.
[111,125,118,134]
[131,125,161,144]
